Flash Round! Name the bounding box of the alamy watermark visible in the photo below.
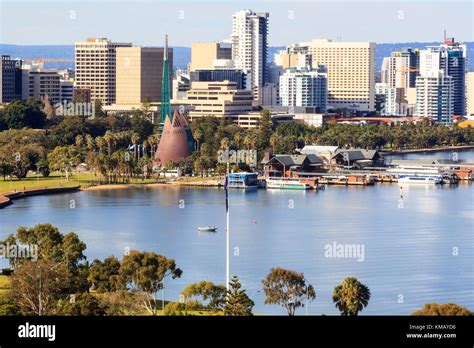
[54,101,95,119]
[217,149,257,167]
[0,243,38,261]
[324,242,365,262]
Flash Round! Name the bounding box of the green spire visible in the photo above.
[159,34,171,130]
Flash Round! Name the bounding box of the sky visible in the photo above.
[0,0,472,46]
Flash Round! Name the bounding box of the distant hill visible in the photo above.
[1,42,473,71]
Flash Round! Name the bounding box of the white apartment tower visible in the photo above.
[299,39,376,112]
[75,38,132,105]
[279,67,328,112]
[415,70,453,123]
[231,9,269,102]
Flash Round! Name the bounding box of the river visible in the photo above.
[1,150,473,315]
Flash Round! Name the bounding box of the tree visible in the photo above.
[88,256,122,292]
[0,295,20,315]
[224,275,254,316]
[10,259,71,315]
[119,251,182,315]
[257,109,273,151]
[56,293,106,316]
[332,277,371,316]
[411,303,471,316]
[181,280,226,312]
[2,99,46,129]
[262,267,316,316]
[7,224,88,292]
[47,145,82,180]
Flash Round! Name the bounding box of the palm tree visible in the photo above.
[85,134,95,152]
[104,130,113,157]
[131,133,139,160]
[75,135,84,148]
[193,128,203,151]
[332,277,370,316]
[95,136,106,154]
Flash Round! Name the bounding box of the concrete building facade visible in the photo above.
[75,38,132,105]
[415,70,453,123]
[279,67,328,112]
[300,39,376,112]
[231,9,269,101]
[190,42,231,71]
[178,81,253,122]
[115,46,173,105]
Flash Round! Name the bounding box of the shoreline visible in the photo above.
[0,186,81,209]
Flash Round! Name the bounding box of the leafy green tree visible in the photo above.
[411,303,472,316]
[257,109,273,151]
[224,275,254,316]
[56,293,106,316]
[47,145,82,180]
[2,99,46,129]
[181,280,226,312]
[6,224,88,292]
[119,251,182,315]
[88,256,122,292]
[332,277,371,316]
[0,295,20,315]
[262,267,316,316]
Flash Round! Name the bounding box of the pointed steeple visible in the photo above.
[159,34,171,131]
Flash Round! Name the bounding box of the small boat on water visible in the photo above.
[398,175,442,185]
[227,172,259,190]
[197,226,217,232]
[266,178,311,190]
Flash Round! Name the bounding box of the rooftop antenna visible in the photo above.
[443,29,446,41]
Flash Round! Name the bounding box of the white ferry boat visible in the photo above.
[397,175,442,185]
[227,173,258,190]
[266,178,311,190]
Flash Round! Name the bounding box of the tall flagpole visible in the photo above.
[226,157,230,292]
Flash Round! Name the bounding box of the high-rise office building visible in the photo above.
[231,9,269,101]
[381,54,410,90]
[415,70,453,123]
[115,46,173,105]
[20,64,61,104]
[419,38,466,115]
[60,79,74,102]
[190,42,231,71]
[300,39,376,112]
[279,67,328,112]
[75,38,132,105]
[1,55,22,103]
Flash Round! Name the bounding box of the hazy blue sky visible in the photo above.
[1,0,472,46]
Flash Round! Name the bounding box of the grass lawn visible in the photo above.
[0,172,166,194]
[0,275,11,296]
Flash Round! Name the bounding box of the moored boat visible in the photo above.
[227,172,258,190]
[265,178,311,190]
[397,175,442,185]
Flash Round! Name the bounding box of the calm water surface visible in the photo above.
[1,150,473,315]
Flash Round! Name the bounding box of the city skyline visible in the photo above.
[0,0,472,46]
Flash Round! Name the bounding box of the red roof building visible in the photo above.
[155,111,191,166]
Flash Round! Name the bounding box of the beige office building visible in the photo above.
[190,42,231,71]
[466,72,474,117]
[115,47,173,105]
[300,39,376,111]
[75,38,132,105]
[178,81,252,122]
